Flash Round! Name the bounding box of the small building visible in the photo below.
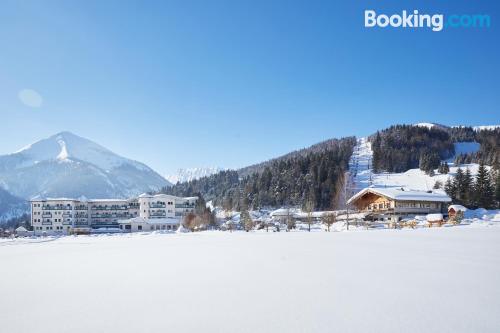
[426,213,445,227]
[15,226,30,237]
[347,187,452,222]
[448,205,467,219]
[118,217,180,232]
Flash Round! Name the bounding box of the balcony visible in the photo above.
[42,213,52,217]
[150,212,167,217]
[42,206,67,210]
[91,213,129,219]
[42,221,52,225]
[62,220,72,225]
[149,203,166,208]
[175,204,195,209]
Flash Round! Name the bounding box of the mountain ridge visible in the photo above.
[0,131,171,201]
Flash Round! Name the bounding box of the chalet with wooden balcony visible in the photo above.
[347,187,452,221]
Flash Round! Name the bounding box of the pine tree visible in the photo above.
[453,168,465,205]
[474,163,495,209]
[462,168,473,207]
[443,162,450,173]
[495,170,500,208]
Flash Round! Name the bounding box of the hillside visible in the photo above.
[0,132,170,200]
[163,137,356,210]
[370,125,499,173]
[165,123,498,212]
[0,188,27,222]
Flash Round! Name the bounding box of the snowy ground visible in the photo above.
[2,226,500,333]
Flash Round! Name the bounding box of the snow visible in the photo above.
[347,187,451,205]
[426,213,444,222]
[346,137,373,197]
[1,227,500,333]
[449,204,467,212]
[472,125,500,131]
[0,131,170,201]
[348,138,488,194]
[166,167,224,184]
[56,138,69,161]
[414,122,439,129]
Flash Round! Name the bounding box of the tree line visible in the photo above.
[162,137,356,211]
[371,125,499,175]
[444,163,499,209]
[370,125,455,174]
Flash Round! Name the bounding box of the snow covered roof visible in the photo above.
[347,187,452,205]
[15,226,28,232]
[270,208,297,217]
[426,214,444,222]
[182,197,198,201]
[448,205,467,212]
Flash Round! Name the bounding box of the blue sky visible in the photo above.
[0,0,499,175]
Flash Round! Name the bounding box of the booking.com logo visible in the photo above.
[365,10,491,32]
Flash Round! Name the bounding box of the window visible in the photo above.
[138,225,142,230]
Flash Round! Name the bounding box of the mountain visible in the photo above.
[162,123,499,211]
[163,137,357,210]
[0,131,171,200]
[0,187,28,223]
[166,167,224,184]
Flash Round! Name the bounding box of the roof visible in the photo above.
[15,226,28,232]
[426,214,444,222]
[270,208,297,217]
[347,187,452,205]
[448,204,467,212]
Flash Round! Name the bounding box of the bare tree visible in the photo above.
[286,209,295,232]
[304,200,315,232]
[225,210,234,232]
[322,212,336,232]
[182,212,197,231]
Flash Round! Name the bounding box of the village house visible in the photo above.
[448,204,467,220]
[347,187,452,222]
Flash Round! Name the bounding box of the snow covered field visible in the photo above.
[2,226,500,333]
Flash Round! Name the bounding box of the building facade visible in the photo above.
[347,187,451,221]
[31,194,197,234]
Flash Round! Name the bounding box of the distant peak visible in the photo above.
[414,122,449,130]
[51,131,81,140]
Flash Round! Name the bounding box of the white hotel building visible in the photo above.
[31,194,197,234]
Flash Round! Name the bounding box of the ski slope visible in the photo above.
[348,137,373,195]
[348,139,484,193]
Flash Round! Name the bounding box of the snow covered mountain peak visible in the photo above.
[166,167,224,184]
[414,122,449,130]
[0,132,171,199]
[12,131,144,171]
